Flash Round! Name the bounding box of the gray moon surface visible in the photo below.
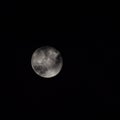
[31,46,63,78]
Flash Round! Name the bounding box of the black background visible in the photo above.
[0,1,16,16]
[15,16,120,112]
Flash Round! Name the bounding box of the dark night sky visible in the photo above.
[0,1,16,16]
[15,16,120,112]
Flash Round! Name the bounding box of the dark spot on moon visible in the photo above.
[55,54,62,65]
[33,65,48,75]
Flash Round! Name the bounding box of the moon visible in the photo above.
[31,46,63,78]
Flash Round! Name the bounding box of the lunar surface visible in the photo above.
[31,46,63,78]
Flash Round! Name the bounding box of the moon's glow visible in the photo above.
[31,46,63,78]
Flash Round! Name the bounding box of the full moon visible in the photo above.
[31,46,63,78]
